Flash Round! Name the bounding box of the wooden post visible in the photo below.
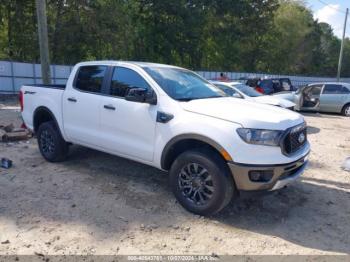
[35,0,51,84]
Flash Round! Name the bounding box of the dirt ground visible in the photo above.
[0,97,349,256]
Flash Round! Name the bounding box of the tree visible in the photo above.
[0,0,38,61]
[0,0,347,77]
[263,1,315,74]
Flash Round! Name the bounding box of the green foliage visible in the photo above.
[0,0,38,61]
[0,0,348,77]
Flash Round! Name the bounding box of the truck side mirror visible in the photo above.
[232,93,242,99]
[125,87,157,105]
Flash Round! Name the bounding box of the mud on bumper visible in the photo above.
[228,153,309,191]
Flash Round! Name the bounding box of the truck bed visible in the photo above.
[21,84,65,132]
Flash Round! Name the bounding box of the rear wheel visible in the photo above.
[169,149,235,216]
[37,121,69,162]
[342,104,350,117]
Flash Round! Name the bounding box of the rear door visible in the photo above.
[319,84,345,113]
[99,66,158,162]
[62,65,108,146]
[340,85,350,108]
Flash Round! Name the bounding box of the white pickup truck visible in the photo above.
[20,61,310,215]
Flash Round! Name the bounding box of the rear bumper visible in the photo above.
[227,153,309,191]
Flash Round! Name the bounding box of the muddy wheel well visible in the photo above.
[161,138,226,171]
[33,107,56,133]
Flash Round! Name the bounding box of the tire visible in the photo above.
[37,121,69,162]
[342,104,350,117]
[169,149,235,216]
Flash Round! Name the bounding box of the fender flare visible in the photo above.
[160,133,227,170]
[33,106,61,134]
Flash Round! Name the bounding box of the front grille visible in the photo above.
[282,123,307,155]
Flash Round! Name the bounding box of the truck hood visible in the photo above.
[180,97,304,130]
[252,95,295,108]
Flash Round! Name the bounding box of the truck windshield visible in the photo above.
[233,84,262,97]
[143,67,227,101]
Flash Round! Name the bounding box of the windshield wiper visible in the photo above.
[196,96,225,100]
[176,98,194,101]
[177,96,225,102]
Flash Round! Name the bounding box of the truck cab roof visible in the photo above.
[75,60,182,70]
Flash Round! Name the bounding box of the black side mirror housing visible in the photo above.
[232,92,242,99]
[125,87,157,105]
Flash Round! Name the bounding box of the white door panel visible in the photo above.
[63,89,101,144]
[99,66,157,162]
[99,97,157,161]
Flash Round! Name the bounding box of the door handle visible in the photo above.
[104,105,116,110]
[67,97,77,102]
[24,91,36,95]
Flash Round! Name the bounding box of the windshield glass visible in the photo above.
[232,84,262,97]
[143,67,227,101]
[296,85,306,94]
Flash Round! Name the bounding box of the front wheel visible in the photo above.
[169,149,235,216]
[342,104,350,117]
[37,121,69,162]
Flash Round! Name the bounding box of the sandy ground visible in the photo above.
[0,97,349,256]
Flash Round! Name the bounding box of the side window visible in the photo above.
[216,84,239,97]
[309,85,322,95]
[75,66,107,93]
[110,67,150,97]
[280,79,291,90]
[340,86,350,94]
[259,80,273,89]
[323,84,342,94]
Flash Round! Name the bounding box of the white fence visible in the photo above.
[0,61,73,94]
[1,60,349,94]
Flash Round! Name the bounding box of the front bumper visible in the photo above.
[227,153,309,191]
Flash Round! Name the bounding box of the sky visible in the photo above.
[307,0,349,38]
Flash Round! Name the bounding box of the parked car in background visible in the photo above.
[274,82,350,116]
[20,61,310,216]
[210,81,295,110]
[245,77,295,94]
[245,77,260,89]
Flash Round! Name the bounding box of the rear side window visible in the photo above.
[75,66,107,93]
[323,84,343,94]
[341,86,350,94]
[110,67,150,97]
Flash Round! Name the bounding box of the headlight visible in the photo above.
[236,128,283,146]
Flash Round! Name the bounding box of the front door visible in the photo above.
[99,66,158,162]
[300,84,322,111]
